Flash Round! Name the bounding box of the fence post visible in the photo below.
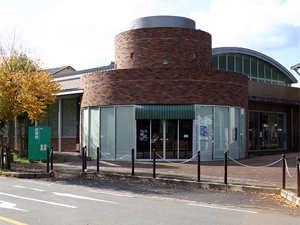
[50,147,53,171]
[197,151,200,182]
[82,147,85,173]
[297,157,300,197]
[47,148,49,173]
[132,148,135,176]
[153,149,156,178]
[282,154,286,190]
[97,147,100,173]
[84,146,87,170]
[224,151,228,184]
[1,147,4,170]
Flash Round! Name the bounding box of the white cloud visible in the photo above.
[190,0,300,51]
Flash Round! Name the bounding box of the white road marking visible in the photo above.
[187,203,258,214]
[13,185,26,189]
[0,200,28,212]
[19,180,51,186]
[31,188,45,192]
[0,192,77,209]
[87,190,133,198]
[52,192,117,204]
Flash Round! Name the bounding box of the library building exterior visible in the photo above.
[3,16,299,161]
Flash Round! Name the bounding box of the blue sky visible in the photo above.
[0,0,299,87]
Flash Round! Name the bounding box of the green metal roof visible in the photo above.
[135,105,195,120]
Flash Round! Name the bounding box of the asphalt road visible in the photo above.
[0,176,299,225]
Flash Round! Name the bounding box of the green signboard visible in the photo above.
[28,127,51,160]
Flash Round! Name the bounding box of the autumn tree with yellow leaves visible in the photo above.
[0,45,61,169]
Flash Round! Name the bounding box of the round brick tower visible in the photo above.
[115,16,212,70]
[81,16,248,108]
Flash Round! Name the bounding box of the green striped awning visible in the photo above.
[135,105,195,120]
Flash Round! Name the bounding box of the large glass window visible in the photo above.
[137,120,150,159]
[219,54,226,70]
[227,54,234,71]
[229,108,240,159]
[195,106,214,161]
[62,98,77,137]
[100,107,115,159]
[215,107,229,159]
[116,106,134,159]
[249,111,258,150]
[213,53,293,86]
[89,108,99,159]
[249,111,285,151]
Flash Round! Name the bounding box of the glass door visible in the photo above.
[151,120,163,159]
[179,120,193,159]
[165,120,177,159]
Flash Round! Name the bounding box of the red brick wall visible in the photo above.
[115,28,212,70]
[81,68,248,109]
[51,138,77,152]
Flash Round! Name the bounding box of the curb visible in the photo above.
[2,171,52,178]
[80,171,282,195]
[281,189,300,206]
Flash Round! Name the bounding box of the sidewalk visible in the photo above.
[5,151,300,206]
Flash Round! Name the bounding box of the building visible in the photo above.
[2,16,299,161]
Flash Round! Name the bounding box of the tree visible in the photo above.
[0,46,61,169]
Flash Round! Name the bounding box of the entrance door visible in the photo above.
[136,119,193,160]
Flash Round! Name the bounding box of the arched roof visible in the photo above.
[212,47,298,83]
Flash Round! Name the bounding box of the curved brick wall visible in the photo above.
[115,28,212,70]
[80,68,248,109]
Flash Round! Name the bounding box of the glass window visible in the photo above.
[179,120,193,159]
[272,69,278,80]
[278,114,284,148]
[137,120,150,159]
[243,56,250,76]
[219,54,226,70]
[266,80,271,84]
[259,112,268,150]
[62,98,77,137]
[215,107,229,159]
[100,107,115,159]
[240,109,246,158]
[268,113,278,150]
[258,61,264,78]
[278,72,284,82]
[236,55,242,73]
[116,106,134,160]
[82,108,89,149]
[229,108,240,159]
[251,58,257,77]
[249,111,258,150]
[89,107,99,159]
[227,54,234,71]
[195,106,214,161]
[265,64,271,79]
[212,55,218,69]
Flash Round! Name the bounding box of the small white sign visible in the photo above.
[184,134,189,138]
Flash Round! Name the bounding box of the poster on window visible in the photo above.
[139,129,148,141]
[200,125,208,140]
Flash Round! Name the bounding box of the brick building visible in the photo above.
[2,16,299,161]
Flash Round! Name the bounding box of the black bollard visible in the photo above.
[297,157,300,197]
[1,147,4,170]
[224,151,228,184]
[84,146,87,170]
[282,154,286,190]
[82,147,85,172]
[153,149,156,178]
[50,147,53,171]
[197,151,200,182]
[132,148,135,176]
[47,148,49,173]
[97,147,100,173]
